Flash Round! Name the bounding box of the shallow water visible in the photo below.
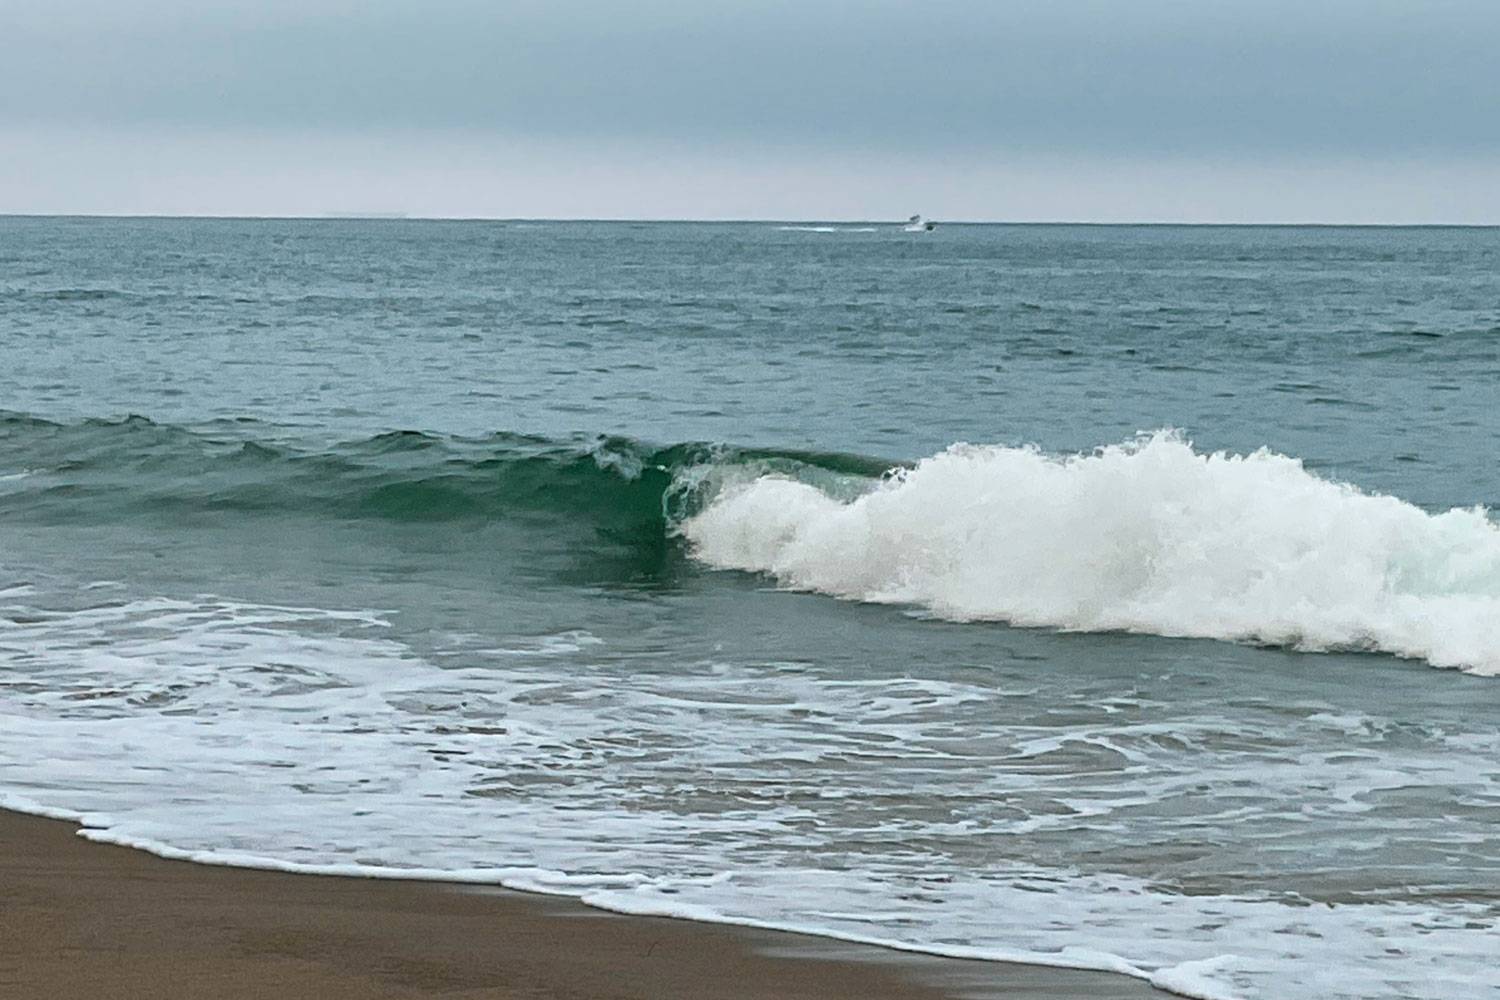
[2,218,1498,999]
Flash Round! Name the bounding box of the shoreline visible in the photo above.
[0,807,1169,999]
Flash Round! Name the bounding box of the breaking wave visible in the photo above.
[682,432,1500,675]
[6,413,1498,672]
[0,411,880,535]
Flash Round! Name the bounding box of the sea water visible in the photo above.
[1,218,1497,999]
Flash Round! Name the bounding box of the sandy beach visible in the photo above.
[0,808,1167,999]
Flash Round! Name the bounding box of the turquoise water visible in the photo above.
[2,218,1498,999]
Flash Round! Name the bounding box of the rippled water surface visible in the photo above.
[2,218,1498,1000]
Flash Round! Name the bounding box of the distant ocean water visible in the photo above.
[1,217,1497,1000]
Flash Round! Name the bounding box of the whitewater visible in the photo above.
[2,583,1496,1000]
[683,432,1500,675]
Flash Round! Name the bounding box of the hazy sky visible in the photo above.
[4,0,1498,221]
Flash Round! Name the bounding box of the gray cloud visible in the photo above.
[6,0,1499,155]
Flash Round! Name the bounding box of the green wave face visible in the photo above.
[0,412,893,584]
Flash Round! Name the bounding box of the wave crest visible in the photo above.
[680,432,1500,674]
[0,412,880,541]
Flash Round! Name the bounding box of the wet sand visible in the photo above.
[0,808,1168,999]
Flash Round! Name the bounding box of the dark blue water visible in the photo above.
[1,218,1497,1000]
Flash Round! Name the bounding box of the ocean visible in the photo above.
[1,217,1497,1000]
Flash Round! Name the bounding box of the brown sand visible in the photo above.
[0,808,1168,999]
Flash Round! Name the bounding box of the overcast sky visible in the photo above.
[4,0,1498,221]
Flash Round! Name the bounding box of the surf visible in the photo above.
[7,413,1499,673]
[680,431,1500,675]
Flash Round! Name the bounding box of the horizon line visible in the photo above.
[3,212,1499,228]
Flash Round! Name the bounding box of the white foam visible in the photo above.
[681,432,1500,674]
[776,226,880,233]
[1150,957,1244,1000]
[3,590,1497,1000]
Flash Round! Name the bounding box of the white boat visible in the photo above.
[903,214,936,232]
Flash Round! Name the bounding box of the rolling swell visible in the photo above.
[0,412,889,547]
